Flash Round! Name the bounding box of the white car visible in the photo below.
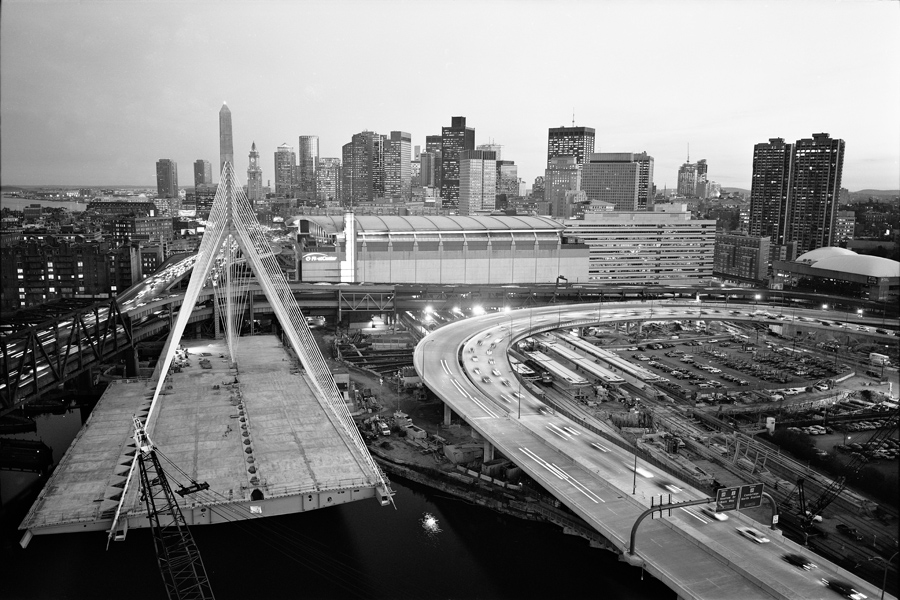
[736,526,769,544]
[700,506,729,521]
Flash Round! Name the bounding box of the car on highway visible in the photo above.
[736,527,770,544]
[471,356,479,362]
[661,483,683,494]
[472,368,481,375]
[782,553,817,570]
[481,376,491,383]
[820,578,867,599]
[500,378,511,386]
[699,506,728,521]
[491,369,501,377]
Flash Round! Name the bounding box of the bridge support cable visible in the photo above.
[109,162,392,543]
[133,417,215,600]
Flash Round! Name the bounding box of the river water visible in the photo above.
[1,196,87,212]
[1,410,675,600]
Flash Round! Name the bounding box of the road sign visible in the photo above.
[715,486,739,511]
[715,483,765,513]
[738,483,764,509]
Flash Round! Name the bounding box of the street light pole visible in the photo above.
[632,450,638,495]
[871,550,898,600]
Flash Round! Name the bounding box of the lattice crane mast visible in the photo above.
[133,416,215,600]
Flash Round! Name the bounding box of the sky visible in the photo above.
[1,0,899,192]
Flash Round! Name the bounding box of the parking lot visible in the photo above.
[599,331,852,406]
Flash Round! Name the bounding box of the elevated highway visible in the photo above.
[415,302,894,600]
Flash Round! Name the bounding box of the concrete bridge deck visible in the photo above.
[20,335,381,540]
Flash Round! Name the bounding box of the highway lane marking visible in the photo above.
[518,447,604,504]
[440,359,451,375]
[680,508,708,524]
[546,423,571,439]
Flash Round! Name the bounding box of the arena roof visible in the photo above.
[813,254,900,279]
[290,214,564,234]
[795,246,856,264]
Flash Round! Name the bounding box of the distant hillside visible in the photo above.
[850,189,899,197]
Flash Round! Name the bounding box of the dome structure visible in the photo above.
[795,246,857,265]
[812,255,900,279]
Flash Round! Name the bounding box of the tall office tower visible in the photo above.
[677,160,698,196]
[496,160,518,199]
[219,103,233,175]
[420,151,439,187]
[582,153,641,211]
[425,135,442,153]
[634,152,655,210]
[247,142,263,202]
[532,176,545,201]
[749,138,793,244]
[696,159,708,182]
[477,143,502,160]
[784,133,845,255]
[544,156,581,218]
[413,145,421,161]
[425,135,443,189]
[547,126,595,168]
[156,159,178,198]
[458,150,497,215]
[298,135,320,199]
[193,160,212,188]
[342,131,386,205]
[274,143,296,198]
[384,131,411,202]
[316,157,341,203]
[410,157,421,188]
[341,143,353,205]
[440,116,476,209]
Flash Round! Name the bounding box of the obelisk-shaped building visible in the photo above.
[219,103,234,175]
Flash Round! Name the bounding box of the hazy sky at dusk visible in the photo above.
[2,0,898,191]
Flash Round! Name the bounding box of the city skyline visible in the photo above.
[1,0,899,191]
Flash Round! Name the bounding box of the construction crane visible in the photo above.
[783,408,898,529]
[133,416,215,600]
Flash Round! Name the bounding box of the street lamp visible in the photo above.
[869,551,899,600]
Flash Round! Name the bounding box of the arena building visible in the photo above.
[288,212,590,284]
[773,246,900,302]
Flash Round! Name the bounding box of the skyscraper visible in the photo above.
[544,156,581,218]
[316,158,341,203]
[384,131,411,201]
[274,144,296,198]
[748,133,845,259]
[477,143,502,160]
[749,138,793,244]
[547,126,595,168]
[784,133,845,255]
[420,151,439,188]
[582,153,641,211]
[459,150,497,215]
[219,103,233,176]
[496,160,519,200]
[635,152,655,210]
[297,136,319,199]
[156,159,178,198]
[677,160,698,197]
[342,131,385,205]
[194,160,212,188]
[440,116,476,210]
[247,142,263,202]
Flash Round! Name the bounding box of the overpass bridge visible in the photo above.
[415,302,894,600]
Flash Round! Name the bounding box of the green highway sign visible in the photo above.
[715,483,765,513]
